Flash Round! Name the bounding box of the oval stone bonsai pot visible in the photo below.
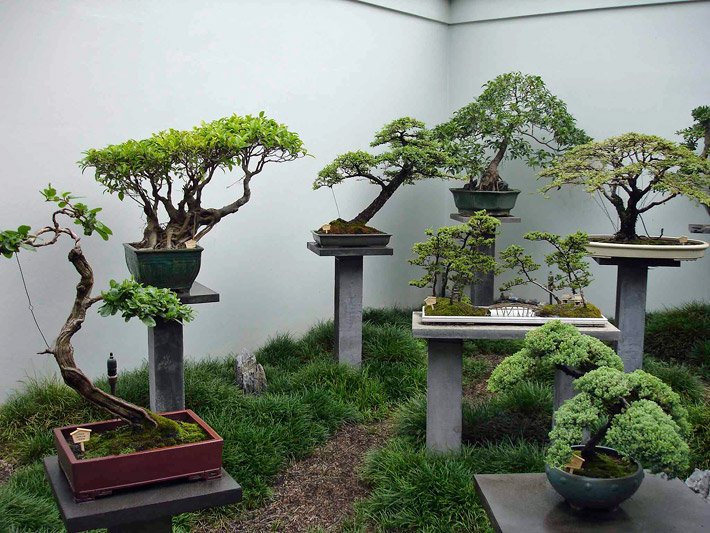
[123,243,203,291]
[449,188,520,216]
[585,235,708,261]
[545,446,644,510]
[312,230,391,248]
[54,409,222,502]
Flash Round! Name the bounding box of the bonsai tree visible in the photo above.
[499,231,599,316]
[0,186,193,428]
[548,366,690,476]
[436,72,590,191]
[80,113,307,249]
[409,211,500,314]
[540,133,710,242]
[488,321,623,394]
[313,117,449,229]
[678,105,709,159]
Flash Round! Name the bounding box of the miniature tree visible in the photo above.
[409,211,500,307]
[313,117,450,226]
[488,320,623,394]
[80,113,308,249]
[540,133,710,242]
[499,231,595,314]
[548,366,690,476]
[436,72,590,191]
[0,186,194,428]
[678,105,710,159]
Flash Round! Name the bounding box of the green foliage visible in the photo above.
[540,133,710,240]
[99,278,195,327]
[677,105,710,156]
[314,117,450,223]
[436,72,589,188]
[686,402,710,471]
[410,211,500,301]
[643,358,704,404]
[0,225,32,258]
[41,184,112,240]
[80,113,307,248]
[488,321,622,393]
[499,231,593,305]
[548,368,690,476]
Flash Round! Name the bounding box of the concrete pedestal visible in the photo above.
[449,213,521,306]
[553,368,576,412]
[412,312,620,452]
[594,257,679,371]
[307,242,393,368]
[148,282,219,412]
[44,456,241,533]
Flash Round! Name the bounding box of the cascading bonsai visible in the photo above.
[499,231,601,318]
[313,117,449,233]
[540,133,710,243]
[0,186,196,440]
[409,211,500,316]
[436,72,589,214]
[80,113,307,249]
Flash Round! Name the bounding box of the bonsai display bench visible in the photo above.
[307,242,393,368]
[449,213,521,306]
[411,312,620,452]
[148,282,219,412]
[474,472,708,532]
[593,257,680,371]
[44,456,241,532]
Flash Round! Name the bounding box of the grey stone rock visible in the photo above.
[235,349,267,395]
[685,469,710,500]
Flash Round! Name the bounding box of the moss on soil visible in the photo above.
[591,236,692,246]
[77,414,206,459]
[316,218,382,235]
[428,298,489,317]
[575,450,637,478]
[539,303,602,318]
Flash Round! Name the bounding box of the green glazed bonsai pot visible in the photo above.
[123,243,203,292]
[449,188,520,216]
[545,446,644,511]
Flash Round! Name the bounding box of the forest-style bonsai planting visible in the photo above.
[540,133,710,247]
[80,113,307,288]
[499,231,602,318]
[436,72,589,215]
[409,211,500,316]
[0,186,221,499]
[312,117,448,244]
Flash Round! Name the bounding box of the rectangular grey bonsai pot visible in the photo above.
[311,230,391,247]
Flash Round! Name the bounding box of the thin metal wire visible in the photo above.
[15,253,50,349]
[330,188,341,219]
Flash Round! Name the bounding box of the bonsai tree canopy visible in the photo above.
[0,186,194,428]
[437,72,590,191]
[540,133,710,242]
[80,113,308,249]
[313,117,450,226]
[548,367,690,476]
[677,105,710,159]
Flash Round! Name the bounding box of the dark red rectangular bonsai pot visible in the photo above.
[53,409,223,502]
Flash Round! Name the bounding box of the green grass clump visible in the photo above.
[643,357,704,404]
[686,402,710,472]
[463,339,523,357]
[363,306,413,329]
[644,301,709,372]
[538,302,602,318]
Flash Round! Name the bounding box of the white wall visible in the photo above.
[0,0,707,401]
[448,0,710,315]
[0,0,449,400]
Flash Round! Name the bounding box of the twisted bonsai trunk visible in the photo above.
[478,139,509,191]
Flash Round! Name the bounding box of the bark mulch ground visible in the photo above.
[463,353,505,403]
[200,420,392,533]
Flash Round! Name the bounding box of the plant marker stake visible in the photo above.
[322,223,331,234]
[107,352,118,396]
[70,428,92,453]
[565,452,585,474]
[424,296,437,310]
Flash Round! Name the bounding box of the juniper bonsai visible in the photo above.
[409,211,500,306]
[436,72,590,191]
[678,105,710,159]
[540,133,710,242]
[80,113,307,249]
[314,117,449,226]
[488,321,622,394]
[0,186,193,428]
[548,366,690,476]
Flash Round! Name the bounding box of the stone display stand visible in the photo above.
[411,312,620,452]
[148,282,219,412]
[593,257,679,372]
[689,223,710,234]
[307,242,393,368]
[474,472,708,532]
[44,456,242,533]
[449,213,521,306]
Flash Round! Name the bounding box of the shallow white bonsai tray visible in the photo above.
[421,306,609,327]
[585,235,708,261]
